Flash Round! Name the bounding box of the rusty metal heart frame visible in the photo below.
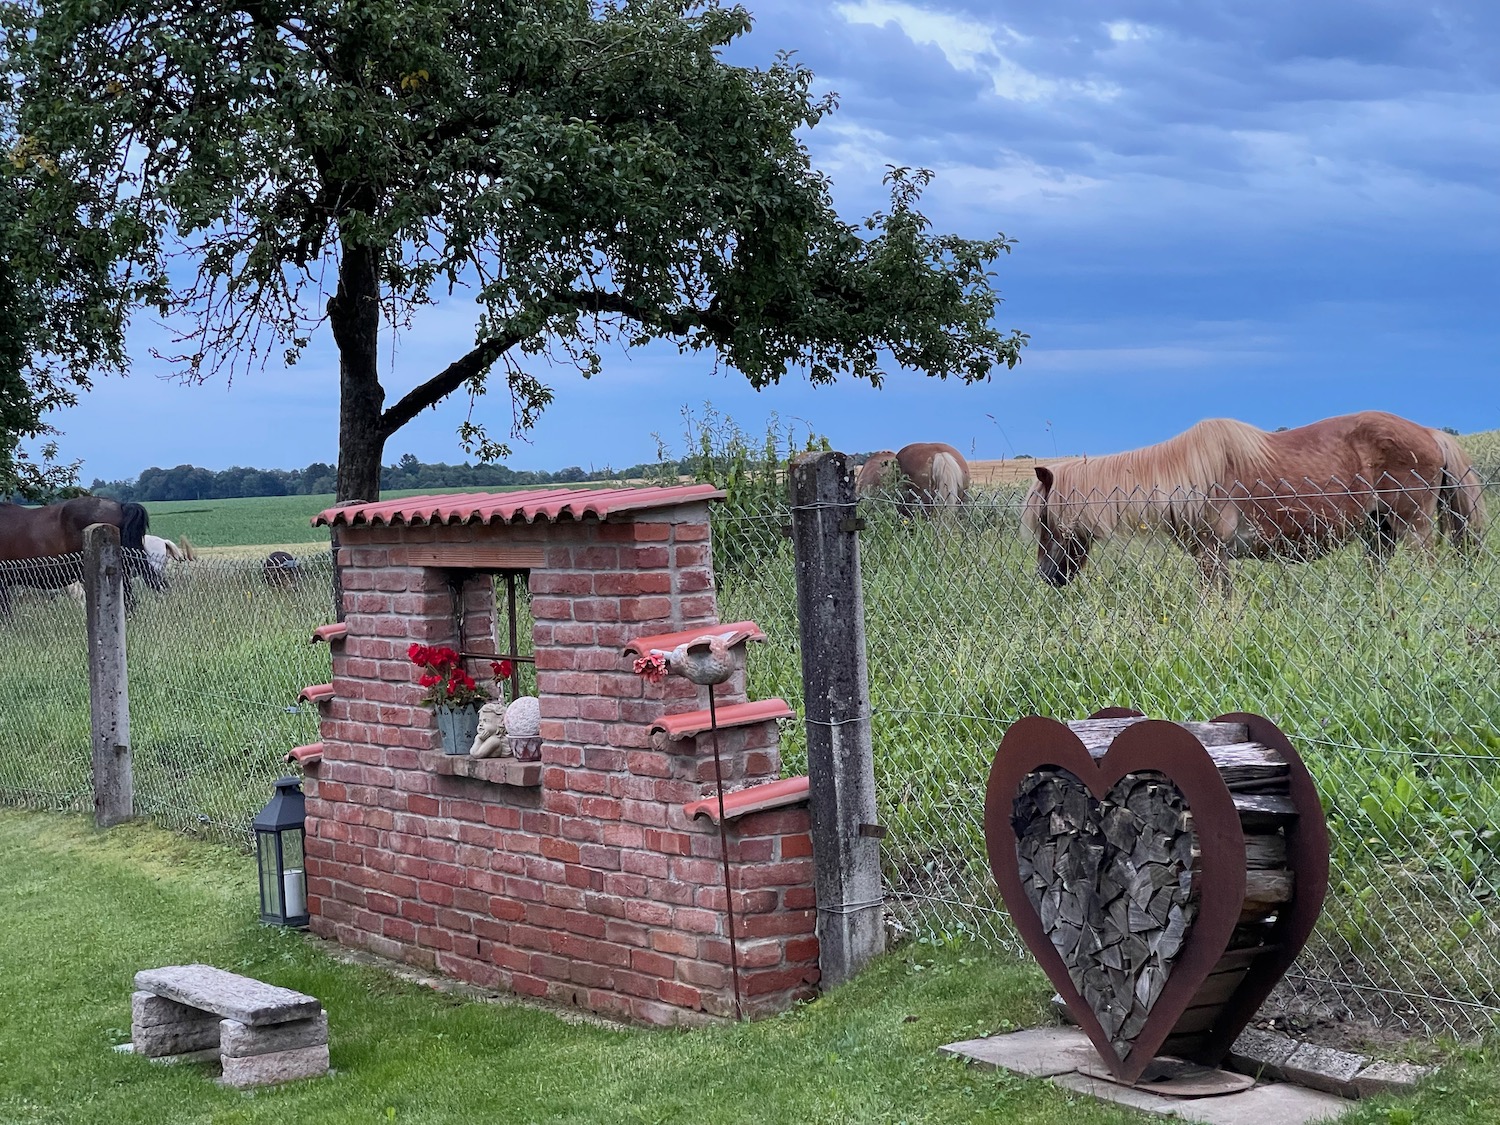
[985,713,1330,1084]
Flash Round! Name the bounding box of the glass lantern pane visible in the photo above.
[282,829,308,919]
[256,831,284,918]
[283,829,305,870]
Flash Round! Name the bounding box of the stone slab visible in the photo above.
[1352,1060,1435,1099]
[219,1043,330,1088]
[134,965,321,1027]
[1227,1028,1300,1082]
[1051,1070,1190,1116]
[1281,1042,1367,1098]
[132,991,210,1030]
[939,1027,1099,1078]
[131,993,222,1058]
[219,1014,328,1059]
[1171,1081,1356,1124]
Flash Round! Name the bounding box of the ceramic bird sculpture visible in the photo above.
[658,632,739,686]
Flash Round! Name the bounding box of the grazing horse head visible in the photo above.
[1024,465,1092,587]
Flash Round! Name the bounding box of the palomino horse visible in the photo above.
[1022,411,1486,589]
[0,496,151,613]
[856,442,971,514]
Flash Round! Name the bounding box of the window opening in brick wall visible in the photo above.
[448,570,537,701]
[493,571,537,700]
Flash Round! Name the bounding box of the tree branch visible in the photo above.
[378,329,525,438]
[564,289,732,339]
[379,288,730,439]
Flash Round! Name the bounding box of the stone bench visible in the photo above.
[131,964,329,1087]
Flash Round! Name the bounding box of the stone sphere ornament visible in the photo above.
[504,696,543,761]
[984,711,1329,1084]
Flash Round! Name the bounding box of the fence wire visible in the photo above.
[4,466,1497,1039]
[0,549,335,845]
[718,470,1500,1040]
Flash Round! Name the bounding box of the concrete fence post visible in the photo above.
[789,451,885,986]
[84,522,132,827]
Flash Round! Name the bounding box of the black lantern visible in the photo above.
[253,777,309,927]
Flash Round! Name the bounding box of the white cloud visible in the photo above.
[834,0,1116,102]
[1104,20,1157,43]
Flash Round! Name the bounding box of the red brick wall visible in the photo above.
[304,500,818,1024]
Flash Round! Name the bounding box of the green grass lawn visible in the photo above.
[0,811,1489,1125]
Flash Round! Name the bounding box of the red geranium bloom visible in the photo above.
[633,653,669,684]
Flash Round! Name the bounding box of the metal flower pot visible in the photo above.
[435,705,482,756]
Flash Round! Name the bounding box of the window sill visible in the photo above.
[421,751,543,787]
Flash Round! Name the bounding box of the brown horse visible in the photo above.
[856,442,971,514]
[1022,411,1487,589]
[0,496,151,613]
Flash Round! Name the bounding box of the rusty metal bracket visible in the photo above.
[839,517,866,533]
[857,822,888,838]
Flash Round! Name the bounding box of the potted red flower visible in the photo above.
[409,644,492,754]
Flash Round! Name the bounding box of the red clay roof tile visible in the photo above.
[651,698,795,742]
[310,623,349,645]
[285,742,325,767]
[684,776,810,824]
[312,484,724,529]
[297,683,335,705]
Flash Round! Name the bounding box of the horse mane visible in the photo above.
[1024,418,1276,537]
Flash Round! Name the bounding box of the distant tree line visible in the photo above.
[86,452,692,503]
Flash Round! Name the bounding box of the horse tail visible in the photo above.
[119,502,150,551]
[178,535,197,561]
[1430,430,1487,553]
[928,451,968,507]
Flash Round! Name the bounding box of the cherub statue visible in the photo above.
[469,699,511,758]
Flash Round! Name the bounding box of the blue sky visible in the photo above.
[50,0,1500,481]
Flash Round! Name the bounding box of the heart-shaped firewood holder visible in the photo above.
[984,710,1328,1084]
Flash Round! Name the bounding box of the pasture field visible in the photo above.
[4,809,1478,1125]
[1,430,1496,1036]
[718,477,1500,1034]
[143,482,616,548]
[0,552,335,842]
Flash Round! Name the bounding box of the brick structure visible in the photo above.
[299,486,819,1024]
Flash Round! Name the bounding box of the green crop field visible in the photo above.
[143,483,618,550]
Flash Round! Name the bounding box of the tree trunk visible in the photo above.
[328,242,386,503]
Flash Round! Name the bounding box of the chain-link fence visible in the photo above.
[0,550,335,845]
[718,470,1500,1040]
[4,467,1498,1037]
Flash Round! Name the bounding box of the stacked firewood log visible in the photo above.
[1011,718,1297,1062]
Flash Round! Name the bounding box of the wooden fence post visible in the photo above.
[789,451,885,987]
[84,522,132,827]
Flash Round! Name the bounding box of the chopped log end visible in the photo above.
[1015,767,1198,1059]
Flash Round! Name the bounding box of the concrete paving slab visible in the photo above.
[939,1027,1099,1078]
[1281,1043,1367,1098]
[1352,1060,1435,1098]
[941,1026,1362,1124]
[1051,1071,1188,1116]
[1171,1081,1357,1124]
[1228,1028,1299,1081]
